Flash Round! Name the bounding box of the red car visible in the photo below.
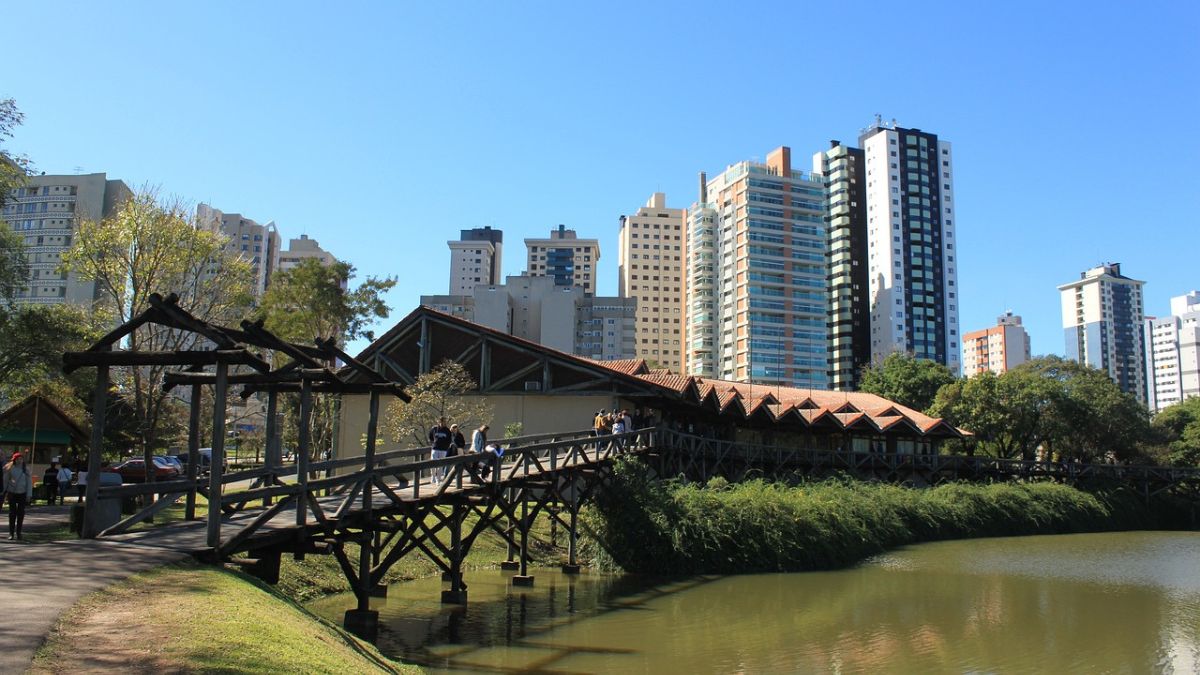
[112,458,180,483]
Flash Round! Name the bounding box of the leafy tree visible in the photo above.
[930,367,1060,459]
[384,361,492,448]
[62,190,256,472]
[858,352,957,413]
[0,99,31,302]
[1148,397,1200,466]
[256,257,396,458]
[0,303,104,405]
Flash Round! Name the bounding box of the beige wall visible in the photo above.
[336,392,624,459]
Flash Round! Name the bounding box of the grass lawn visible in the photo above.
[30,562,422,674]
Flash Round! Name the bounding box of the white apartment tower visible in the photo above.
[1144,291,1200,412]
[524,225,600,296]
[278,234,336,272]
[448,226,503,295]
[860,120,961,375]
[197,203,280,298]
[2,173,130,305]
[618,193,685,372]
[1058,263,1146,403]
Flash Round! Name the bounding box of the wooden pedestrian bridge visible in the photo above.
[63,296,1200,639]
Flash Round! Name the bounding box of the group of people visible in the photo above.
[427,417,501,481]
[592,409,636,436]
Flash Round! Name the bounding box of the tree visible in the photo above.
[383,361,492,448]
[0,99,31,302]
[930,367,1060,459]
[858,352,957,413]
[256,257,395,458]
[0,303,104,406]
[1150,397,1200,466]
[62,190,256,473]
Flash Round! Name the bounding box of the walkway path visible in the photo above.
[0,538,187,673]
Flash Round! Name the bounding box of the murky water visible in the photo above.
[309,532,1200,673]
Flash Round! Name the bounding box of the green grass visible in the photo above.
[32,561,421,674]
[582,460,1192,575]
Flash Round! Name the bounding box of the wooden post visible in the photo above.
[206,361,228,550]
[263,389,278,507]
[185,384,201,521]
[81,365,109,539]
[296,377,312,528]
[563,483,581,574]
[512,490,534,587]
[442,503,467,603]
[418,317,431,375]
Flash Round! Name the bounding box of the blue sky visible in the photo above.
[4,1,1198,356]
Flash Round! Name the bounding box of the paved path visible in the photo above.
[0,538,187,673]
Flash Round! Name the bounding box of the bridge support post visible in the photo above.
[343,609,378,643]
[185,384,201,521]
[512,491,534,587]
[442,503,468,604]
[294,377,312,561]
[206,361,228,550]
[562,492,580,575]
[81,364,109,539]
[500,486,520,571]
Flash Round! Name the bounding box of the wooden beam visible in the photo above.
[418,317,431,375]
[479,339,491,389]
[185,384,201,521]
[375,352,415,386]
[64,349,269,373]
[206,361,228,549]
[486,361,542,392]
[81,363,108,539]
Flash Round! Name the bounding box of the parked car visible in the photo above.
[112,458,180,483]
[156,455,184,473]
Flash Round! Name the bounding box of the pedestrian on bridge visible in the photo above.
[4,452,32,540]
[450,424,465,457]
[429,417,453,481]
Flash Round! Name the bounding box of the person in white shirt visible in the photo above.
[4,452,33,540]
[56,464,74,505]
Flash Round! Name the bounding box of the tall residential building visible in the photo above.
[813,141,869,390]
[617,193,685,372]
[962,311,1032,377]
[421,274,636,360]
[196,204,280,297]
[524,225,600,296]
[686,147,829,388]
[1144,291,1200,412]
[860,119,961,375]
[448,226,503,294]
[1058,263,1146,403]
[1,173,131,305]
[278,234,337,272]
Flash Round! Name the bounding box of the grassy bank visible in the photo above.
[582,460,1191,575]
[31,562,420,674]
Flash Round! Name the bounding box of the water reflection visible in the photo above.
[308,532,1200,673]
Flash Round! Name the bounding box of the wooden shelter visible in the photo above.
[0,395,88,469]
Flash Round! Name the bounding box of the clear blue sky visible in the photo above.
[5,1,1198,356]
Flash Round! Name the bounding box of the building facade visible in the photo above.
[813,141,870,390]
[961,311,1032,377]
[524,225,599,296]
[860,120,961,375]
[196,204,280,298]
[2,173,130,305]
[617,192,685,372]
[278,234,336,273]
[422,274,636,360]
[1058,263,1146,403]
[686,147,829,389]
[1144,291,1200,412]
[448,226,503,295]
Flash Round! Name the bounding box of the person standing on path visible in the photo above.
[450,424,465,457]
[56,463,73,505]
[4,452,33,540]
[42,462,59,506]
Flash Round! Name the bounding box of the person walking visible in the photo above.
[470,424,489,482]
[450,424,465,457]
[4,452,33,540]
[593,410,607,436]
[56,462,73,505]
[43,462,59,506]
[428,417,453,481]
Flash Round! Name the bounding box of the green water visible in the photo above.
[309,532,1200,673]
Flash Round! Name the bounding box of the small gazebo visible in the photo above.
[0,395,89,470]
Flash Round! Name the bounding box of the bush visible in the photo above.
[581,459,1189,575]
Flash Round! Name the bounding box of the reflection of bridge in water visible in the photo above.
[65,295,1200,639]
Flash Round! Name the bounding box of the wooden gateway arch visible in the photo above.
[64,301,1200,640]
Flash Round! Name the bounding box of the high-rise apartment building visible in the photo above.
[421,274,636,360]
[618,193,685,372]
[448,226,503,294]
[197,204,280,297]
[686,147,829,388]
[1,173,131,305]
[962,311,1031,377]
[813,141,869,390]
[860,120,961,375]
[1058,263,1146,403]
[524,225,599,296]
[1144,291,1200,412]
[278,234,336,272]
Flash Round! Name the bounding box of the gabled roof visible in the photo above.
[0,395,88,447]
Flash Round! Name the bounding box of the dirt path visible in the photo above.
[0,538,186,673]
